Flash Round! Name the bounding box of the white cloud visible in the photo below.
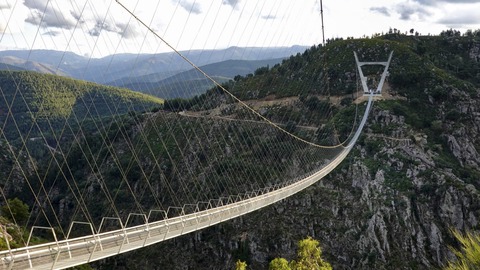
[176,0,201,14]
[437,8,480,26]
[42,30,60,36]
[0,2,11,9]
[23,0,76,29]
[370,7,390,16]
[395,3,431,20]
[414,0,480,5]
[222,0,240,9]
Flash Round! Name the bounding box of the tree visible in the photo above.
[291,237,332,270]
[269,258,290,270]
[444,230,480,270]
[270,237,332,270]
[235,260,247,270]
[1,198,29,224]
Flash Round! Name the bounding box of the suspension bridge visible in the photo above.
[0,0,392,269]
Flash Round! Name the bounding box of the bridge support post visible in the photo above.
[1,225,14,270]
[120,213,148,251]
[144,210,167,246]
[66,221,96,259]
[354,51,393,96]
[26,226,59,269]
[165,207,183,239]
[94,217,124,259]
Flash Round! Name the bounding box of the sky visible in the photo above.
[0,0,479,58]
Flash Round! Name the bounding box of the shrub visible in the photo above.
[445,229,480,270]
[1,198,29,224]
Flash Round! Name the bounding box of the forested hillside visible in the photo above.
[0,70,162,146]
[0,71,162,205]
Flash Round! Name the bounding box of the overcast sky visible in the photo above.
[0,0,479,58]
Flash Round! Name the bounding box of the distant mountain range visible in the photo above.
[0,46,308,99]
[113,58,286,99]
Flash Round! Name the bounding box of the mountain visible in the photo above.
[113,58,285,99]
[0,49,87,68]
[0,46,308,86]
[0,56,66,75]
[0,62,25,71]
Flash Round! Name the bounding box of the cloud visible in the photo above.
[89,21,110,37]
[392,0,480,24]
[0,2,11,9]
[394,3,431,20]
[70,10,85,24]
[262,15,276,20]
[414,0,480,5]
[116,22,139,39]
[222,0,240,8]
[177,0,201,14]
[382,0,480,25]
[438,11,480,26]
[22,0,138,39]
[88,20,139,39]
[23,0,76,29]
[370,7,390,16]
[23,0,45,10]
[43,30,60,36]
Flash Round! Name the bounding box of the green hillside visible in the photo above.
[0,70,162,152]
[228,32,479,99]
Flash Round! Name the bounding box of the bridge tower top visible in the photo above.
[354,51,394,97]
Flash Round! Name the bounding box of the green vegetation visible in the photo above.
[445,230,480,270]
[69,264,95,270]
[0,198,29,225]
[0,70,163,157]
[269,258,291,270]
[269,237,332,270]
[0,70,162,118]
[234,260,248,270]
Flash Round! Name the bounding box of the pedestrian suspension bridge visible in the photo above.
[0,1,392,269]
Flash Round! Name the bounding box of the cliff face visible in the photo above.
[318,105,479,269]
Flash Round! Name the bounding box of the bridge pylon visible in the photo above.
[354,51,393,96]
